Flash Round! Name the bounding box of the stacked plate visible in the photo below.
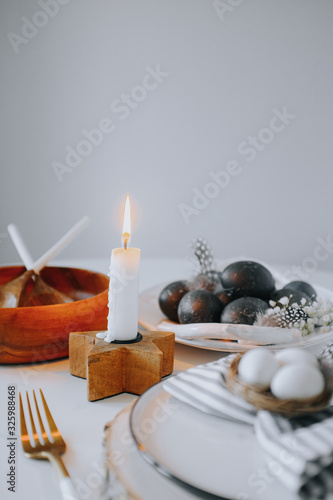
[105,381,303,500]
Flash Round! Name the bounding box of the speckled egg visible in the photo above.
[271,288,310,306]
[177,289,224,324]
[283,281,317,302]
[159,281,191,322]
[215,289,233,308]
[221,261,275,300]
[220,297,269,325]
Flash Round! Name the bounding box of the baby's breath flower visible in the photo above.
[261,295,333,336]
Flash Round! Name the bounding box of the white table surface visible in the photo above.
[1,258,333,500]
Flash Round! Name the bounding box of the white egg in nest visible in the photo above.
[238,349,279,390]
[271,364,325,400]
[275,348,318,367]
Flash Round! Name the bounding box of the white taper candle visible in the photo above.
[104,194,140,342]
[105,247,140,341]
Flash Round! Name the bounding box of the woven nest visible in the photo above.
[226,354,332,417]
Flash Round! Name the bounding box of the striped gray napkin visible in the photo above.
[163,355,256,425]
[163,355,333,498]
[256,409,333,498]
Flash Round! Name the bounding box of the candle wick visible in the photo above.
[123,232,130,250]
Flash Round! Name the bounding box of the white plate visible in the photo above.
[129,382,301,500]
[138,280,333,353]
[104,402,200,500]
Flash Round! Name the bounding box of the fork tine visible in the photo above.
[20,389,78,499]
[26,391,40,445]
[33,390,49,443]
[39,389,60,437]
[19,393,30,445]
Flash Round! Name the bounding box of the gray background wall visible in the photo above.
[1,0,333,275]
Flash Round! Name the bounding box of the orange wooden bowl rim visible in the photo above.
[0,266,109,364]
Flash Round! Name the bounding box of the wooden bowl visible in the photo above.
[0,266,109,364]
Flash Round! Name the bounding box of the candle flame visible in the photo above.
[122,194,131,249]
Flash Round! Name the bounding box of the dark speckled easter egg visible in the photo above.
[271,288,311,306]
[282,281,317,302]
[221,297,269,325]
[221,261,275,300]
[159,281,191,322]
[215,289,233,308]
[178,290,224,324]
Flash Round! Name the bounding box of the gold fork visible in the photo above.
[19,389,78,500]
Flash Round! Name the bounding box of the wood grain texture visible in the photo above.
[0,269,34,308]
[18,274,73,307]
[69,330,175,401]
[0,266,109,364]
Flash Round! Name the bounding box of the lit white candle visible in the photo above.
[104,195,140,342]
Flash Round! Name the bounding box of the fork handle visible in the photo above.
[59,477,79,500]
[47,453,79,500]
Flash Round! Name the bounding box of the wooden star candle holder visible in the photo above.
[69,329,175,401]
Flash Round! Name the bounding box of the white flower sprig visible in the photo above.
[261,297,333,336]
